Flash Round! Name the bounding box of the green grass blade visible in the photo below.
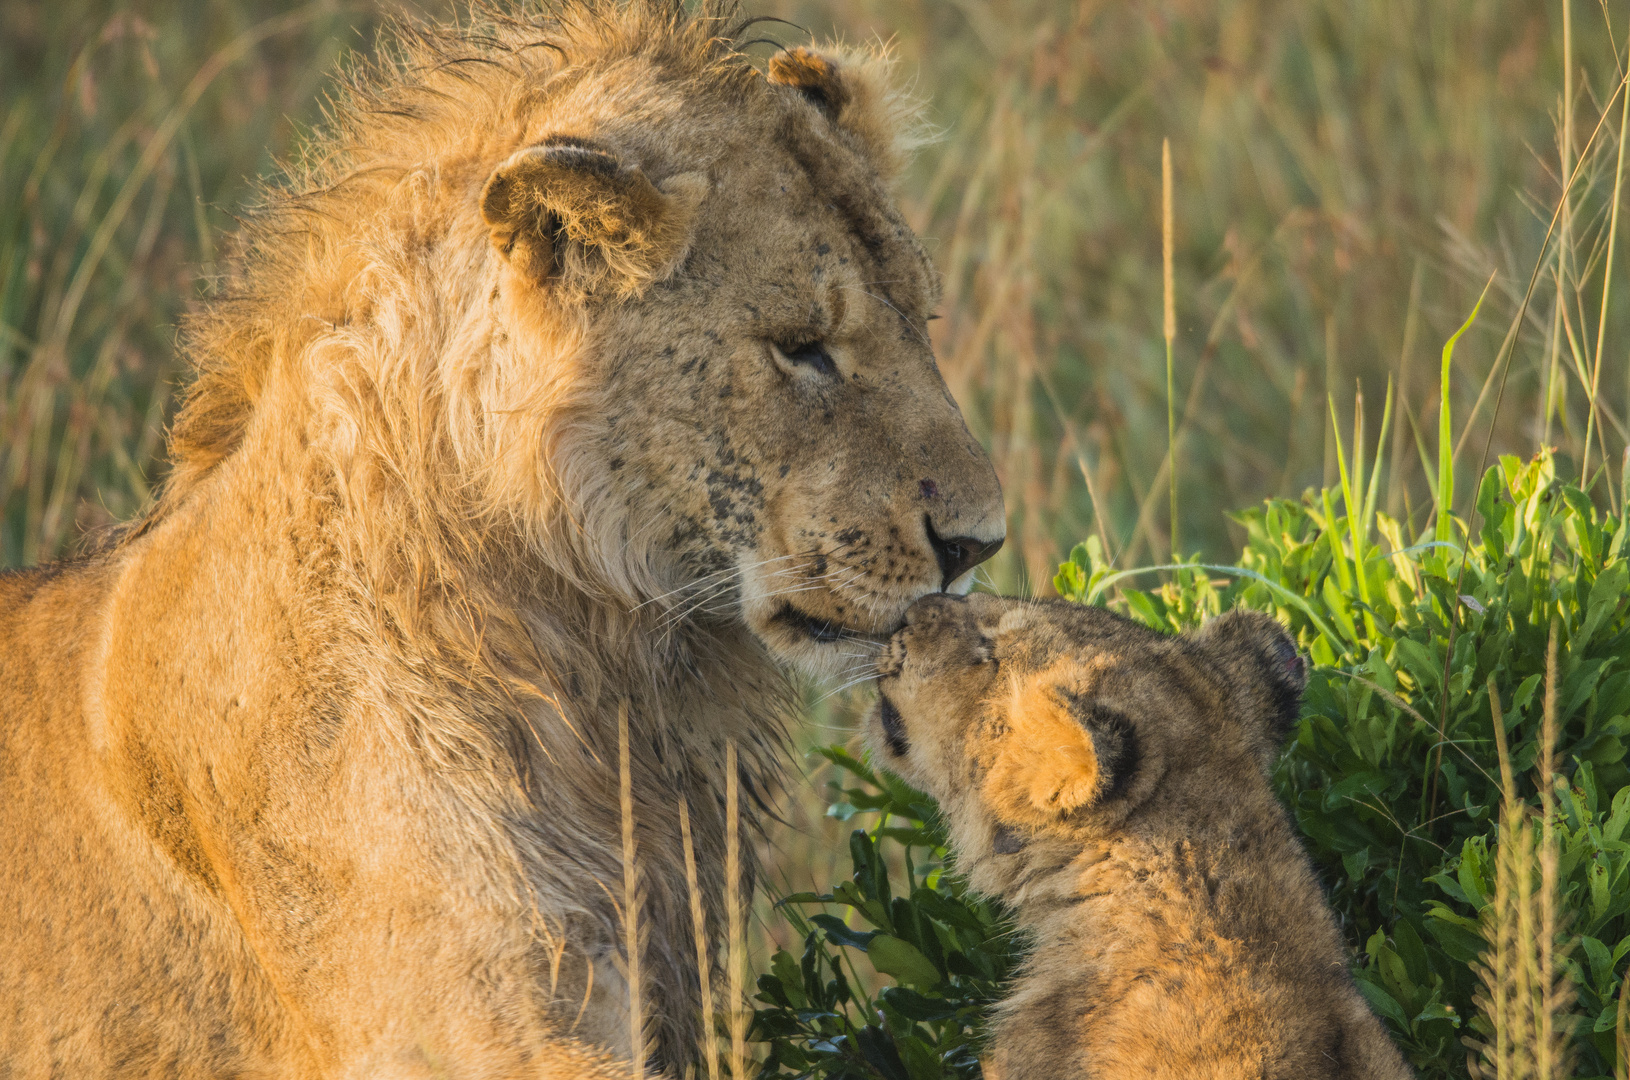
[1326,399,1364,603]
[1363,377,1395,537]
[1085,561,1347,656]
[1436,274,1494,545]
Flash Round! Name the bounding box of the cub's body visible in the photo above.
[871,596,1413,1079]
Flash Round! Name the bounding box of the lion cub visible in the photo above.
[869,594,1413,1080]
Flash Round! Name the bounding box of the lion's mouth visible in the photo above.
[771,604,891,645]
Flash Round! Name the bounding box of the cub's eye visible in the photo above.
[878,695,908,757]
[774,339,837,377]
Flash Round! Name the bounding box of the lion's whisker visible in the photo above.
[813,671,882,705]
[835,284,931,346]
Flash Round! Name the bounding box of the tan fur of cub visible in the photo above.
[868,594,1413,1080]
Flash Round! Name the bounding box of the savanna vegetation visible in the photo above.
[4,0,1628,1077]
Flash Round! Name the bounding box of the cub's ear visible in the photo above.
[479,139,708,298]
[767,45,927,180]
[1189,610,1307,747]
[983,672,1137,825]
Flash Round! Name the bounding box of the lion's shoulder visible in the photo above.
[0,555,117,699]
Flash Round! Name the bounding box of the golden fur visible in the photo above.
[0,3,1005,1075]
[869,595,1413,1080]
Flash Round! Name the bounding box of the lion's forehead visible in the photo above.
[670,114,937,324]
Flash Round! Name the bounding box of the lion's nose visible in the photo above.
[924,517,1004,591]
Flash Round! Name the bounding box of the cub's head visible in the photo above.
[868,595,1306,881]
[476,32,1004,676]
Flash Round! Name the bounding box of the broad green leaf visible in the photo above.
[1392,636,1441,693]
[1581,935,1614,994]
[812,913,879,952]
[867,934,943,989]
[1582,561,1629,648]
[1355,976,1413,1032]
[1053,558,1086,601]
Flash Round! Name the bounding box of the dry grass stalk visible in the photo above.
[618,699,646,1080]
[1583,50,1630,509]
[1387,261,1424,525]
[679,794,721,1080]
[1162,136,1178,562]
[725,741,747,1080]
[1470,624,1575,1080]
[1482,672,1518,1080]
[1538,621,1562,1079]
[1544,0,1576,454]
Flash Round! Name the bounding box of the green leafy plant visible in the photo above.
[754,444,1628,1080]
[751,747,1020,1080]
[1053,444,1630,1079]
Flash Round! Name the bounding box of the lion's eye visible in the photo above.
[776,339,837,377]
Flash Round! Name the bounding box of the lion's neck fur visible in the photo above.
[134,242,793,1061]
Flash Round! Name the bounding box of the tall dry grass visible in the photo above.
[7,0,1625,577]
[0,0,418,565]
[1470,631,1580,1080]
[617,701,650,1077]
[678,794,722,1080]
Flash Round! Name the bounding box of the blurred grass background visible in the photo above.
[0,0,380,565]
[4,0,1625,577]
[4,0,1629,1028]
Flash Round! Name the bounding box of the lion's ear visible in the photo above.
[984,674,1137,823]
[479,140,708,298]
[767,46,926,181]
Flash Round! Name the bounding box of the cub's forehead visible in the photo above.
[986,599,1169,667]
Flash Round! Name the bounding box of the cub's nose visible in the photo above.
[903,591,967,626]
[925,518,1004,591]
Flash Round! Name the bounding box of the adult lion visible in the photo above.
[0,3,1004,1077]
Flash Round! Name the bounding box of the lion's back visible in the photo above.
[0,558,117,768]
[1,559,92,710]
[0,558,289,1078]
[1,560,129,1070]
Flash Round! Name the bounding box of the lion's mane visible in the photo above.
[198,3,797,1062]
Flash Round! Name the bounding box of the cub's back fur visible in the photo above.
[869,595,1412,1080]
